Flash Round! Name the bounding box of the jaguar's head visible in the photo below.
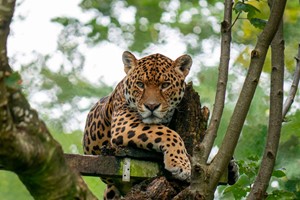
[122,51,192,124]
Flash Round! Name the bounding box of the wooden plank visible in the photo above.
[65,154,120,177]
[65,153,228,182]
[64,154,165,179]
[65,153,168,195]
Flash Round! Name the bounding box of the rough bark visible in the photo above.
[171,83,211,199]
[124,177,182,200]
[0,1,96,199]
[169,82,208,155]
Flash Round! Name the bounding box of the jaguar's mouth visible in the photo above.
[141,113,163,124]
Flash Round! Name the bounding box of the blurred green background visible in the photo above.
[1,0,300,199]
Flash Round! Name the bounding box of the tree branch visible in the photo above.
[229,11,242,31]
[209,0,287,191]
[0,1,96,199]
[282,44,300,119]
[247,5,284,199]
[202,0,233,162]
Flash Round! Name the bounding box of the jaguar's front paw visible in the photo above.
[164,150,191,181]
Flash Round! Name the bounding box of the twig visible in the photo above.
[282,44,300,119]
[228,11,242,31]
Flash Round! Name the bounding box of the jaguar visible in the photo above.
[83,51,193,199]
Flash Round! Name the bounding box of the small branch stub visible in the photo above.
[251,50,260,58]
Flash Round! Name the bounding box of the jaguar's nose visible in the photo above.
[144,103,161,112]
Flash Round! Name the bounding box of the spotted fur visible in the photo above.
[83,51,192,199]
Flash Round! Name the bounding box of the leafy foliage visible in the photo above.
[232,1,300,73]
[267,189,297,200]
[233,1,267,29]
[52,0,227,54]
[218,156,297,199]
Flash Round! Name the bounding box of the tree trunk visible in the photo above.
[0,1,96,199]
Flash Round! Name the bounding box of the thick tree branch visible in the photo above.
[209,0,287,191]
[247,11,284,200]
[282,44,300,119]
[0,0,14,73]
[0,1,96,199]
[202,0,233,162]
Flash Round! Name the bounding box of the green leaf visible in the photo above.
[223,174,250,199]
[234,2,260,15]
[223,174,250,193]
[4,72,22,89]
[236,159,260,183]
[272,169,286,178]
[235,174,251,187]
[250,18,267,29]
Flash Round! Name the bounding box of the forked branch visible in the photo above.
[209,0,287,191]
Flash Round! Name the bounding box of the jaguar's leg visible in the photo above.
[110,109,191,181]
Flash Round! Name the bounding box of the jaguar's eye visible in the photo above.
[161,82,171,89]
[136,81,144,89]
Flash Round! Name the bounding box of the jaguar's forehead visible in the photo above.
[130,53,174,82]
[137,53,173,68]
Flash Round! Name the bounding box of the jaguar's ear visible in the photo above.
[122,51,137,74]
[174,54,192,78]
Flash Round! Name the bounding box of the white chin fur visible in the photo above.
[142,117,162,124]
